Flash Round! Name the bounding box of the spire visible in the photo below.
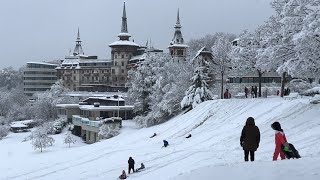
[73,27,84,56]
[170,9,185,45]
[118,2,131,41]
[76,27,81,42]
[175,8,181,28]
[121,2,128,33]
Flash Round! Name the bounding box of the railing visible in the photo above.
[72,115,101,128]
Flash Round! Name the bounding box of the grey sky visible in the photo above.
[0,0,273,69]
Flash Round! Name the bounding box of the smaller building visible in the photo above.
[23,62,58,96]
[56,95,134,144]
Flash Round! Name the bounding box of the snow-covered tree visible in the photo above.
[292,1,320,79]
[211,34,233,99]
[141,60,193,127]
[127,54,159,116]
[0,67,23,90]
[230,29,265,97]
[0,125,10,140]
[98,124,120,139]
[31,80,76,122]
[181,66,213,110]
[30,129,55,152]
[188,32,236,56]
[64,131,76,147]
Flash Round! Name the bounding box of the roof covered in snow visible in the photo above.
[109,40,139,47]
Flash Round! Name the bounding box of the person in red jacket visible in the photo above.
[271,121,288,161]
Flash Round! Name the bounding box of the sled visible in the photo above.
[282,143,301,159]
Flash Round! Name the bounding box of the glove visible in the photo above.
[240,141,244,147]
[283,146,289,152]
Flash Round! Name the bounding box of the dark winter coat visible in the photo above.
[128,157,135,167]
[240,117,260,151]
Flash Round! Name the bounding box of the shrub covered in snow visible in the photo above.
[0,125,10,140]
[30,129,55,152]
[289,79,312,94]
[98,124,120,139]
[64,131,76,147]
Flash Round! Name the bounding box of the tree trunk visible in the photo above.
[280,72,287,97]
[221,72,224,99]
[258,70,263,97]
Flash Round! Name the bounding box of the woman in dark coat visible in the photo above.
[240,117,260,161]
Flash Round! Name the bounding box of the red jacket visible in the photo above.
[275,131,287,147]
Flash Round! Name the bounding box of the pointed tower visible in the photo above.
[169,9,188,61]
[109,2,139,87]
[73,28,84,56]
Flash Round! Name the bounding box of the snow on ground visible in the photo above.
[1,97,320,180]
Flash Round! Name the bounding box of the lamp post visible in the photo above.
[117,90,120,118]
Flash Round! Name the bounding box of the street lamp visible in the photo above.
[117,90,120,118]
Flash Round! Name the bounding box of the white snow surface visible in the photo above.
[1,97,320,180]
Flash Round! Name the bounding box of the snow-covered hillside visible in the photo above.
[1,97,320,180]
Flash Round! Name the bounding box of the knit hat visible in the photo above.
[271,121,283,132]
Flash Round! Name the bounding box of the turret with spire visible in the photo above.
[109,2,139,87]
[169,9,188,60]
[73,27,84,56]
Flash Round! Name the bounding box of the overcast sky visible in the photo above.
[0,0,273,69]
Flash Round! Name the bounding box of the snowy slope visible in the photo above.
[1,97,320,180]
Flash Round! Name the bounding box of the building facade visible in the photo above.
[23,62,58,96]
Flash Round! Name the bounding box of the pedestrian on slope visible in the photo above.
[150,133,157,138]
[245,87,249,98]
[128,157,135,174]
[254,86,258,98]
[224,89,231,99]
[163,140,169,147]
[240,117,260,162]
[271,121,288,161]
[251,86,255,98]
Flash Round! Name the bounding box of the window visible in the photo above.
[121,61,124,66]
[96,77,98,80]
[115,62,117,66]
[177,50,184,56]
[112,69,115,74]
[121,69,124,73]
[73,76,76,80]
[122,55,124,58]
[115,55,117,59]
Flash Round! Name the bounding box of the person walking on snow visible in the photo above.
[271,121,288,161]
[240,117,260,162]
[128,157,135,174]
[119,170,127,179]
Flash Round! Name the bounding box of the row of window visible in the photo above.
[24,71,56,75]
[59,69,111,74]
[24,82,54,86]
[114,54,132,59]
[23,77,57,80]
[114,61,126,66]
[63,76,126,81]
[228,77,282,84]
[24,88,50,91]
[27,64,56,69]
